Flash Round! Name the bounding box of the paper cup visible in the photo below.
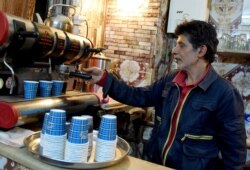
[98,114,117,141]
[45,109,66,136]
[23,80,39,99]
[39,80,52,97]
[67,116,89,144]
[52,80,64,96]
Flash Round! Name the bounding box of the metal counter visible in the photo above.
[0,142,171,170]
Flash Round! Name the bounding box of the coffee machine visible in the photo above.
[0,11,103,129]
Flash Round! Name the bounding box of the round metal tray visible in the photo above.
[24,132,130,169]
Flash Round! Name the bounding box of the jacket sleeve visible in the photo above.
[215,87,246,169]
[102,71,176,107]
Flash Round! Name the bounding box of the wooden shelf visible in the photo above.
[217,50,250,64]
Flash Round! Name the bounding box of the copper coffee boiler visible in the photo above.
[0,11,103,129]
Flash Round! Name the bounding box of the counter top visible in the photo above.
[0,142,171,170]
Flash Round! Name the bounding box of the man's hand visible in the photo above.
[82,67,104,84]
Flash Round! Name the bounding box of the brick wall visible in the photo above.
[103,0,161,64]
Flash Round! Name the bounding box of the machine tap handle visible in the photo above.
[87,47,106,53]
[68,71,92,79]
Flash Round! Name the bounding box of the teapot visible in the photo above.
[44,4,75,33]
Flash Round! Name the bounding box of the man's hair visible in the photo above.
[174,20,219,63]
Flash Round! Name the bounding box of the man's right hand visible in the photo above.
[81,67,104,84]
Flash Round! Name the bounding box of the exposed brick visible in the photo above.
[114,50,126,55]
[139,42,151,46]
[129,25,142,29]
[128,45,143,49]
[118,47,134,52]
[104,0,161,65]
[104,49,114,54]
[120,55,134,60]
[135,29,151,34]
[124,36,137,41]
[136,36,151,41]
[141,21,156,26]
[104,53,120,58]
[133,49,150,54]
[144,17,159,22]
[109,35,124,39]
[141,26,157,31]
[125,52,141,57]
[120,28,135,33]
[104,42,118,46]
[108,46,119,50]
[134,33,152,38]
[118,44,129,48]
[109,20,123,24]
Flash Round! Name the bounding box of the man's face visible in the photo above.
[172,34,201,71]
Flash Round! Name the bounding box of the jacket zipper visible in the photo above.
[162,84,182,165]
[162,85,199,165]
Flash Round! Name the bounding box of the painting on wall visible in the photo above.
[110,59,152,87]
[209,0,243,30]
[213,63,250,107]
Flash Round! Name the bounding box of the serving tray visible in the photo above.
[23,132,130,169]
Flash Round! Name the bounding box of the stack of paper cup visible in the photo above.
[64,116,89,163]
[95,114,117,162]
[82,115,93,158]
[42,109,67,160]
[40,112,50,155]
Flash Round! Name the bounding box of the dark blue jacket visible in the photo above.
[102,66,246,170]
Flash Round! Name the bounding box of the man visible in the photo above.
[83,20,246,169]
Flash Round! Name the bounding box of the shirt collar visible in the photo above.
[172,65,212,88]
[198,65,219,91]
[172,70,188,87]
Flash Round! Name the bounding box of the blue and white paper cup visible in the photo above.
[39,80,53,97]
[98,114,117,141]
[23,80,39,99]
[67,116,89,144]
[51,80,64,96]
[45,109,66,136]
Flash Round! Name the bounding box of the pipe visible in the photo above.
[0,92,99,129]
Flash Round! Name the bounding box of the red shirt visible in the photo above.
[97,70,108,86]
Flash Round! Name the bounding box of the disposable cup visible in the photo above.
[39,80,53,97]
[52,80,64,96]
[45,109,66,136]
[98,114,117,141]
[67,116,88,144]
[23,80,39,99]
